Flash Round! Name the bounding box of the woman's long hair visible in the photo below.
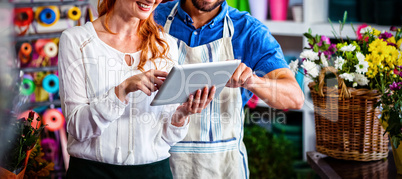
[97,0,170,71]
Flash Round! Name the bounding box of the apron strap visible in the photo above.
[223,13,234,38]
[164,2,179,33]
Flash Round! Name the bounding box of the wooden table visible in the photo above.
[307,151,401,179]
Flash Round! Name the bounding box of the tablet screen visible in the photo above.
[150,60,241,106]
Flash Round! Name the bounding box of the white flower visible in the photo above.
[301,60,320,78]
[300,50,319,61]
[339,73,355,82]
[340,44,356,52]
[360,26,372,34]
[320,53,329,67]
[356,52,365,62]
[289,59,299,75]
[334,56,345,70]
[353,82,358,87]
[355,59,369,74]
[354,73,370,86]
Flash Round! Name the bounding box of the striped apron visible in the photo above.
[164,3,249,179]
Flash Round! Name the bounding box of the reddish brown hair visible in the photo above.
[97,0,170,71]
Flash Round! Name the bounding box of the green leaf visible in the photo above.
[313,44,319,52]
[308,28,312,34]
[315,35,321,44]
[303,32,314,39]
[343,11,348,25]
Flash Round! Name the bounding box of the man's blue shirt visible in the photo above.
[154,0,289,107]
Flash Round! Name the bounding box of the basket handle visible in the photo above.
[317,66,351,99]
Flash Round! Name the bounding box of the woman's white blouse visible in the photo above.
[58,22,189,165]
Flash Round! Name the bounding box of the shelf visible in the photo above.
[264,20,394,39]
[20,66,58,73]
[13,0,89,8]
[309,23,393,39]
[19,100,61,110]
[15,32,62,42]
[263,20,307,37]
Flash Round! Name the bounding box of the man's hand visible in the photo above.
[226,63,256,89]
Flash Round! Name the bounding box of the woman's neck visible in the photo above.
[104,5,141,37]
[182,0,221,29]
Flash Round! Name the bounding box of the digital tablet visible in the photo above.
[150,60,241,106]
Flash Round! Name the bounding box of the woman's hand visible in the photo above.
[115,69,168,102]
[171,86,216,127]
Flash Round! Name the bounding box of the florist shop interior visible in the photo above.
[1,0,402,178]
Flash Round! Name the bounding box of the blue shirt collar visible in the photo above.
[176,0,228,29]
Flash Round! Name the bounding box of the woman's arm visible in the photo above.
[58,31,128,142]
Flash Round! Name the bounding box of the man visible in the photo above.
[154,0,304,178]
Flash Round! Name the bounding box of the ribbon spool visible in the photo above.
[19,43,32,64]
[85,7,94,22]
[18,110,41,129]
[43,42,58,58]
[43,109,65,131]
[35,6,60,27]
[20,43,32,56]
[67,6,81,21]
[20,78,36,96]
[14,8,33,36]
[14,8,33,27]
[35,39,52,57]
[42,74,59,93]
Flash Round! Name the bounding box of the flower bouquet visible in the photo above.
[0,111,45,178]
[290,14,391,161]
[356,24,402,172]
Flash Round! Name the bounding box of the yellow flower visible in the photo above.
[366,67,378,78]
[397,39,402,50]
[384,46,399,67]
[373,29,381,36]
[387,36,396,44]
[369,39,387,52]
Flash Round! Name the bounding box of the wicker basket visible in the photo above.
[310,67,389,161]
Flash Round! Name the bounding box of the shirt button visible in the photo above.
[194,31,198,35]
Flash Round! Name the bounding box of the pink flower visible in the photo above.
[390,26,398,32]
[394,69,400,76]
[357,24,368,40]
[247,95,259,109]
[379,31,393,39]
[390,82,401,91]
[318,35,330,46]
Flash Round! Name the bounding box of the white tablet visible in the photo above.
[150,60,241,106]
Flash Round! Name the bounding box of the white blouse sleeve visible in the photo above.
[58,31,128,142]
[161,105,190,146]
[160,33,190,146]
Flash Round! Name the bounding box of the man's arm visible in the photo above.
[227,64,304,110]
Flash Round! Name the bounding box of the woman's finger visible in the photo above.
[187,94,194,113]
[148,69,168,78]
[205,86,216,105]
[198,86,209,112]
[192,89,202,113]
[138,84,151,96]
[149,75,165,88]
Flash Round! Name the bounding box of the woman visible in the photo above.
[58,0,215,178]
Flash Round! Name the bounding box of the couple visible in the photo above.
[58,0,304,178]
